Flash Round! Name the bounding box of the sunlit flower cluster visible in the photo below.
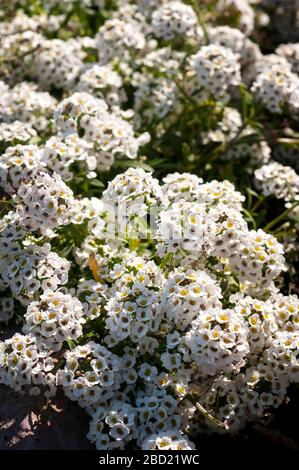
[186,45,241,102]
[0,0,299,452]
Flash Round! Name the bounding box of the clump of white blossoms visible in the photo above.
[54,92,106,133]
[0,240,70,304]
[151,1,199,40]
[205,203,248,259]
[0,333,56,396]
[80,110,150,169]
[186,45,241,102]
[208,26,261,67]
[133,75,179,126]
[254,161,299,202]
[231,294,276,356]
[104,260,164,345]
[0,121,37,147]
[76,64,125,108]
[0,81,57,132]
[58,341,122,412]
[276,43,299,74]
[0,145,45,193]
[0,21,44,83]
[102,167,167,237]
[160,269,222,330]
[156,199,217,263]
[87,400,136,449]
[161,172,203,203]
[157,177,249,264]
[23,291,84,352]
[272,293,299,332]
[14,171,75,235]
[42,133,96,181]
[196,180,245,211]
[183,306,249,376]
[251,65,299,113]
[96,18,146,65]
[142,430,194,450]
[54,92,150,171]
[86,384,186,449]
[77,278,109,321]
[29,39,84,90]
[229,229,286,287]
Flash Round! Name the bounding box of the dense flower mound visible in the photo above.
[1,0,299,451]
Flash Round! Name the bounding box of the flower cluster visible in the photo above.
[251,64,299,113]
[76,64,125,108]
[0,122,37,147]
[54,92,150,171]
[160,269,222,330]
[104,260,164,345]
[0,81,57,132]
[58,341,122,412]
[229,229,286,287]
[1,0,299,452]
[0,241,70,304]
[15,171,75,235]
[183,306,249,376]
[254,161,299,202]
[96,18,146,65]
[0,144,45,193]
[151,1,199,40]
[29,39,84,90]
[23,291,84,351]
[0,333,56,396]
[186,45,241,102]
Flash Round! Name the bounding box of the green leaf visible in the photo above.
[159,253,173,269]
[116,160,154,172]
[90,179,104,188]
[67,339,76,350]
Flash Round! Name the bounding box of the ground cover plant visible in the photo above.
[1,0,299,451]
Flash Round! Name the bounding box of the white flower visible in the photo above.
[160,269,222,330]
[186,45,241,103]
[229,229,286,287]
[161,172,203,203]
[161,352,181,370]
[0,144,45,193]
[15,171,75,235]
[96,18,145,65]
[183,306,249,376]
[151,1,199,40]
[0,333,55,395]
[76,64,125,108]
[138,363,158,382]
[23,290,84,351]
[251,65,299,113]
[0,242,70,304]
[0,121,37,146]
[29,38,84,90]
[254,161,299,202]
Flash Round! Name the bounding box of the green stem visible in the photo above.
[251,196,265,214]
[243,208,257,230]
[185,393,229,430]
[191,0,209,44]
[263,201,299,232]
